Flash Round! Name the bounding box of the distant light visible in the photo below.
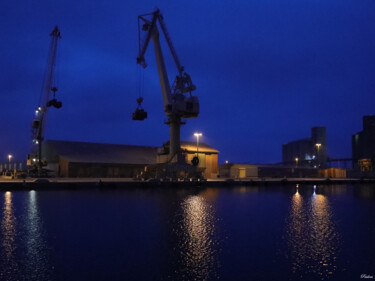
[225,160,229,164]
[316,143,322,152]
[32,158,36,162]
[8,154,12,161]
[313,185,316,189]
[194,132,202,137]
[295,157,299,161]
[38,107,42,111]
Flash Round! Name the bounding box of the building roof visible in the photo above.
[172,141,219,153]
[44,140,158,165]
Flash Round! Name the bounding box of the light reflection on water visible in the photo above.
[0,192,18,280]
[172,189,220,281]
[286,187,340,280]
[0,191,51,281]
[23,190,52,280]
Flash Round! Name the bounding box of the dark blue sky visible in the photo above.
[1,0,374,164]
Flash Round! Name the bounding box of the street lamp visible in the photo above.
[8,154,12,170]
[315,143,321,152]
[194,132,202,156]
[295,157,299,167]
[315,143,322,167]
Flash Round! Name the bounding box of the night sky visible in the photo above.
[1,0,374,164]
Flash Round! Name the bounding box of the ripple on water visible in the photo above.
[285,190,340,280]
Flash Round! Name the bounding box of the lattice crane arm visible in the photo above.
[29,26,62,174]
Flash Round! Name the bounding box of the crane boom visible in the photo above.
[157,13,183,75]
[28,26,62,176]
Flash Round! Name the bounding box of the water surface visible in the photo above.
[0,184,374,280]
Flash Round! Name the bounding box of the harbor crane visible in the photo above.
[134,9,199,165]
[27,26,62,176]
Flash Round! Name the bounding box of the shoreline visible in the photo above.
[0,177,374,190]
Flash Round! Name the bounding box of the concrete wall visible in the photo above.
[219,164,259,179]
[58,157,146,178]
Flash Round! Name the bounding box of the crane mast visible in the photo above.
[28,26,62,176]
[136,9,199,163]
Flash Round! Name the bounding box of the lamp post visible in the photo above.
[315,143,322,167]
[194,132,202,156]
[315,143,321,153]
[295,157,299,167]
[8,154,12,170]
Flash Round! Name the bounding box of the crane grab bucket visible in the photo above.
[132,97,147,120]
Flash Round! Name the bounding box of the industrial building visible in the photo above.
[43,140,219,178]
[219,163,319,179]
[157,141,219,179]
[352,115,375,173]
[43,140,158,178]
[319,168,346,178]
[282,126,327,168]
[0,161,25,172]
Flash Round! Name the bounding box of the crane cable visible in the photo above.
[136,63,145,109]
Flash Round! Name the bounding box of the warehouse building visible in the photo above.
[43,140,158,178]
[156,141,219,179]
[282,126,327,168]
[219,163,319,179]
[43,140,219,178]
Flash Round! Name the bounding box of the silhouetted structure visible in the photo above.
[352,116,375,172]
[282,127,327,168]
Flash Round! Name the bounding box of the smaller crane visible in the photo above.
[28,26,62,177]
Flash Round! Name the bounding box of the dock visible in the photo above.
[0,177,374,191]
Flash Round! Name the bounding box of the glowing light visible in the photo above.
[180,194,217,280]
[286,190,339,279]
[316,143,322,152]
[194,132,203,155]
[2,191,17,265]
[225,160,229,164]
